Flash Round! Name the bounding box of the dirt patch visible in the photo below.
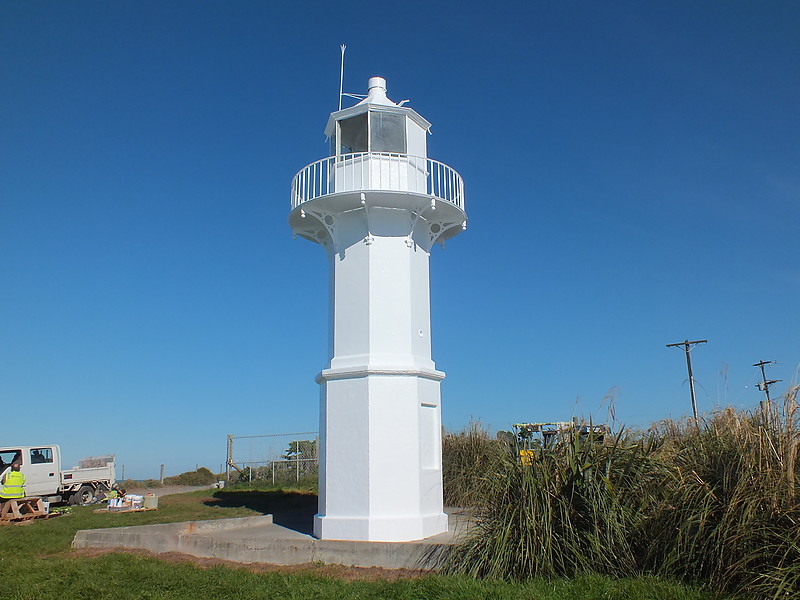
[73,547,428,581]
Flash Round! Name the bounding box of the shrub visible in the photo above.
[644,394,800,598]
[445,426,663,578]
[118,478,163,489]
[164,467,218,486]
[444,388,800,600]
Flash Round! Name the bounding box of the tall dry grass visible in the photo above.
[442,388,800,599]
[647,389,800,598]
[442,421,508,507]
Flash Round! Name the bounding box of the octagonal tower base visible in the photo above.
[312,356,448,541]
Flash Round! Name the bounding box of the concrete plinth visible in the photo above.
[72,508,471,570]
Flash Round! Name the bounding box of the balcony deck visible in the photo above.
[291,152,465,212]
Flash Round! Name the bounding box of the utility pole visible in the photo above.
[226,434,233,482]
[753,360,781,408]
[666,339,708,423]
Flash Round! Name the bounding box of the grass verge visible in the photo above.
[0,486,719,600]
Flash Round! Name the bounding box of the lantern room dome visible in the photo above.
[324,77,431,143]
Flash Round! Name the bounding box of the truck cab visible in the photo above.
[0,444,115,504]
[1,445,61,497]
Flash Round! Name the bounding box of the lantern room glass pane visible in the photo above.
[338,114,368,154]
[370,112,406,153]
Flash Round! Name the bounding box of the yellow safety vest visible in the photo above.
[1,471,26,499]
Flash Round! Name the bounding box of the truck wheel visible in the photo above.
[70,485,95,505]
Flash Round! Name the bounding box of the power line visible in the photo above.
[666,339,708,424]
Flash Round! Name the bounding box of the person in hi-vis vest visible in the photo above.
[0,463,26,500]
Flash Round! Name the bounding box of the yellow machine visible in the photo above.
[513,421,610,464]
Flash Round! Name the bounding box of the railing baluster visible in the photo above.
[441,165,445,202]
[446,168,451,205]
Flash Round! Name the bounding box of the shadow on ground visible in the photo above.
[205,491,317,535]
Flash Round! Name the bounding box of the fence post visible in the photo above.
[272,461,275,485]
[160,464,164,485]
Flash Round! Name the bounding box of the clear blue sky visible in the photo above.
[2,1,798,479]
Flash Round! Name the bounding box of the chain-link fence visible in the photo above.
[226,432,318,485]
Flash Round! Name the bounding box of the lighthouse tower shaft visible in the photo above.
[289,78,466,542]
[318,216,446,541]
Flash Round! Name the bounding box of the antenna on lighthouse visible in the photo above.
[338,44,345,111]
[337,45,368,108]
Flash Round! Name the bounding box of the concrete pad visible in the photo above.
[72,508,472,570]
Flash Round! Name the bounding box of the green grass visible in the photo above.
[225,477,318,494]
[0,487,718,600]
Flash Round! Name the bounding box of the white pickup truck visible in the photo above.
[0,444,115,505]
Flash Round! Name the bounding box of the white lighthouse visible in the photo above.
[289,77,466,542]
